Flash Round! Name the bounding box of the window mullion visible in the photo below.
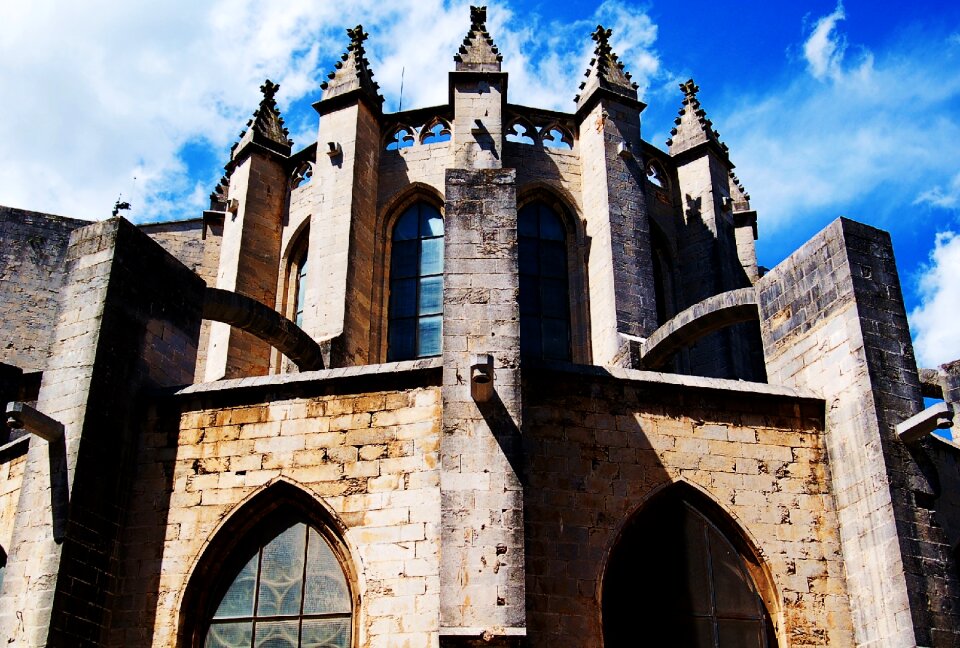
[251,547,264,648]
[297,524,308,648]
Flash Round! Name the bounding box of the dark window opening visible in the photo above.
[519,202,571,361]
[388,203,444,361]
[603,497,777,648]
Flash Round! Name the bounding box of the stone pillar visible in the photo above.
[577,101,658,365]
[305,100,380,366]
[440,169,525,644]
[204,150,287,380]
[758,217,960,647]
[0,218,205,646]
[451,72,505,170]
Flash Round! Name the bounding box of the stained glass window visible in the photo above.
[518,202,570,361]
[205,522,351,648]
[388,203,444,361]
[603,499,777,648]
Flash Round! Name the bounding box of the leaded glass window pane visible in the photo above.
[417,316,442,357]
[388,319,416,362]
[257,524,305,617]
[391,241,418,278]
[300,619,350,648]
[389,279,417,319]
[213,554,258,618]
[304,529,351,615]
[388,203,444,361]
[207,621,254,648]
[418,277,443,316]
[420,208,444,237]
[393,210,419,240]
[420,238,444,275]
[205,522,352,648]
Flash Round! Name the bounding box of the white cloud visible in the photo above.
[910,232,960,367]
[0,0,659,224]
[803,1,848,81]
[719,20,960,236]
[915,172,960,211]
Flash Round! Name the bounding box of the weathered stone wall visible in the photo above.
[759,217,960,646]
[0,217,204,646]
[0,206,89,372]
[379,140,455,211]
[0,443,27,557]
[522,364,853,648]
[140,218,207,279]
[505,143,582,212]
[107,363,441,648]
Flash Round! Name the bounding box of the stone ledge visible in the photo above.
[525,358,821,402]
[173,358,443,406]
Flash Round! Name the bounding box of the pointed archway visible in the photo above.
[602,483,779,647]
[178,481,357,648]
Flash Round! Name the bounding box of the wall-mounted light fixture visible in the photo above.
[471,353,494,402]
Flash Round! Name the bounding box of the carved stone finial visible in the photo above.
[231,79,293,159]
[319,24,383,110]
[667,78,729,159]
[454,5,503,72]
[209,174,230,211]
[575,24,639,107]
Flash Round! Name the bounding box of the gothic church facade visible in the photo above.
[2,7,960,647]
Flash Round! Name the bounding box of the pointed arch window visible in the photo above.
[388,202,444,361]
[519,202,571,361]
[603,492,777,647]
[204,521,352,648]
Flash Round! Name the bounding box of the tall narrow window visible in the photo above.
[519,202,571,360]
[294,250,308,328]
[603,495,777,648]
[388,203,444,361]
[205,521,352,648]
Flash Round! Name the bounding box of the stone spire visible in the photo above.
[320,25,383,110]
[454,6,502,72]
[231,80,293,160]
[575,25,640,107]
[666,79,729,159]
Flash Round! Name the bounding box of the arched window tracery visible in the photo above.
[385,125,416,151]
[420,118,452,145]
[203,520,352,648]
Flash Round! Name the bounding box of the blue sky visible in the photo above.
[1,0,959,367]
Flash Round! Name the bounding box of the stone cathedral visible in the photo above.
[2,6,960,647]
